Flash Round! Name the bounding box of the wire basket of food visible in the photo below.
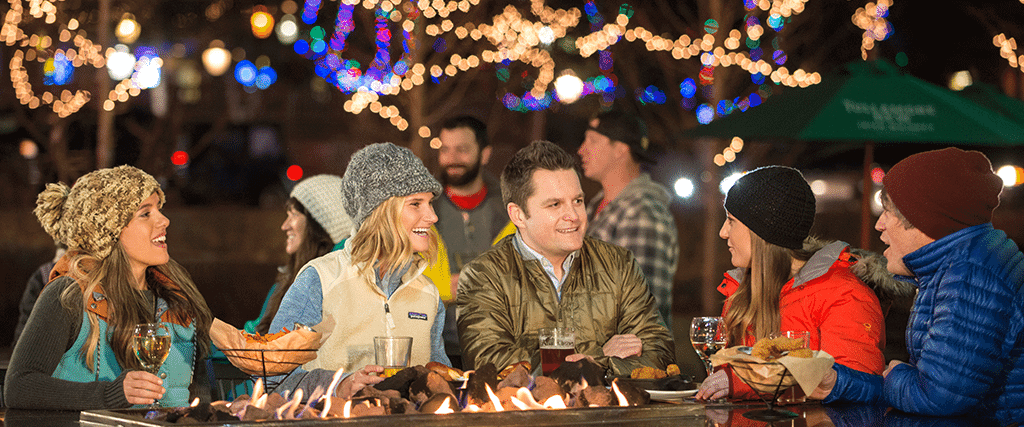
[710,336,835,397]
[210,318,322,377]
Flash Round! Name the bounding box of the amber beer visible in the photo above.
[540,346,574,375]
[538,326,575,375]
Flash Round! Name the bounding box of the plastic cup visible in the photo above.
[374,336,412,377]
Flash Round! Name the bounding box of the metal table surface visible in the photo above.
[1,402,1000,426]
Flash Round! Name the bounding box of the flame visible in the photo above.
[342,400,352,418]
[190,397,200,407]
[612,381,628,407]
[434,396,455,414]
[542,394,567,409]
[320,397,332,419]
[485,383,504,412]
[281,389,303,419]
[465,404,482,412]
[513,388,543,410]
[580,377,589,389]
[327,369,345,397]
[251,378,265,401]
[252,393,268,410]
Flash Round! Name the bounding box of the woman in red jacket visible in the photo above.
[696,166,886,401]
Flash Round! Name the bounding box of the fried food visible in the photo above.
[751,336,808,361]
[242,328,290,344]
[426,361,465,381]
[498,361,531,379]
[788,348,813,358]
[631,366,666,379]
[666,364,681,377]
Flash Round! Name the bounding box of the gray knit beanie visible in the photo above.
[341,143,442,228]
[290,174,353,244]
[724,166,816,250]
[34,165,165,260]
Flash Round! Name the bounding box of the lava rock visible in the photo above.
[497,364,531,390]
[548,359,606,391]
[419,392,460,413]
[531,376,564,403]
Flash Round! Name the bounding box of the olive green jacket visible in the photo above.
[456,235,675,376]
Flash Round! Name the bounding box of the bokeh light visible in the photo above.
[719,172,743,195]
[106,45,136,80]
[251,8,275,39]
[997,165,1024,187]
[234,60,257,86]
[674,177,695,199]
[171,151,189,166]
[286,165,303,181]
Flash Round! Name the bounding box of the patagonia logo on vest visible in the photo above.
[408,312,428,321]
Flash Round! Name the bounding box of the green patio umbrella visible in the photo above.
[959,81,1024,124]
[683,59,1024,248]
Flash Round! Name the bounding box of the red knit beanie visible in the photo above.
[883,147,1002,240]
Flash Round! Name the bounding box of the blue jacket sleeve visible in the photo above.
[268,267,323,334]
[883,270,1010,416]
[822,364,883,405]
[431,297,452,366]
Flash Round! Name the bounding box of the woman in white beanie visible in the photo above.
[269,142,451,398]
[7,166,213,410]
[245,174,353,334]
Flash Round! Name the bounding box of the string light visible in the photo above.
[852,0,894,60]
[993,33,1024,73]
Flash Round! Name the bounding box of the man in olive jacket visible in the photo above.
[456,140,674,376]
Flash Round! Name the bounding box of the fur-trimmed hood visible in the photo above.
[799,236,916,300]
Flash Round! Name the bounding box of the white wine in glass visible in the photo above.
[133,323,172,408]
[690,316,727,377]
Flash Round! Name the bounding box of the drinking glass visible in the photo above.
[374,336,413,377]
[132,323,172,408]
[690,316,727,377]
[538,327,575,376]
[770,330,811,405]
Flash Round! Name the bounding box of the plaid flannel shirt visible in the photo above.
[586,174,679,328]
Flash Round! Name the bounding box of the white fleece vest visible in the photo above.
[302,249,438,373]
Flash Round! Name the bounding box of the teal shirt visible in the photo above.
[52,295,197,408]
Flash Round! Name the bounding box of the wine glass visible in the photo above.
[690,316,727,377]
[133,323,172,408]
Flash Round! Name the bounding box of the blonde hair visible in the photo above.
[350,196,438,278]
[723,231,815,344]
[60,243,212,372]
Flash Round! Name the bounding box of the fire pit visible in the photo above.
[80,404,707,427]
[80,360,706,426]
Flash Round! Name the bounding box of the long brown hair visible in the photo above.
[350,196,437,278]
[60,244,212,371]
[723,232,816,344]
[255,198,334,334]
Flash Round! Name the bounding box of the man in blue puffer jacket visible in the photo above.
[816,147,1024,426]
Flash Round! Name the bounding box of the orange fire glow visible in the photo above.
[434,396,455,414]
[485,383,504,411]
[190,397,200,407]
[612,381,628,407]
[342,400,352,418]
[543,394,567,409]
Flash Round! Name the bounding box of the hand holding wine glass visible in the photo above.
[132,323,172,408]
[690,316,727,377]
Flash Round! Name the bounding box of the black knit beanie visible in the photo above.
[724,166,816,249]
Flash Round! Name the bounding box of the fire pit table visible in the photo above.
[80,403,708,427]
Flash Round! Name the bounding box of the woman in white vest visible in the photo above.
[269,142,450,398]
[7,166,213,409]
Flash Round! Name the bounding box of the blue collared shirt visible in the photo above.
[512,232,578,299]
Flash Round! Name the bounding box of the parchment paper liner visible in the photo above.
[209,318,322,376]
[710,346,835,395]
